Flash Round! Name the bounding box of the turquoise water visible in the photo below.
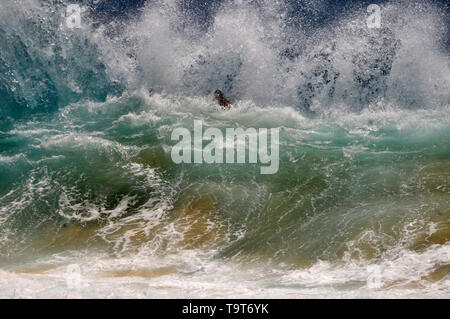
[0,0,448,298]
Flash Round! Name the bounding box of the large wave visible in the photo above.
[0,0,448,298]
[1,0,448,122]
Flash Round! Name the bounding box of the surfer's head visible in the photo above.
[214,89,223,99]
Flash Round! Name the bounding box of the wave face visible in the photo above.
[0,0,126,127]
[0,0,449,298]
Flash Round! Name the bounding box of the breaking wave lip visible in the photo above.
[122,0,449,111]
[0,241,448,298]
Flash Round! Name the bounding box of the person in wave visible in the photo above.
[214,89,231,109]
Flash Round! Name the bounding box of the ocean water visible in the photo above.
[0,0,449,298]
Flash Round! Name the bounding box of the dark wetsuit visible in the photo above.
[214,90,231,109]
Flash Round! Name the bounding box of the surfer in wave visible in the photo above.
[214,89,231,109]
